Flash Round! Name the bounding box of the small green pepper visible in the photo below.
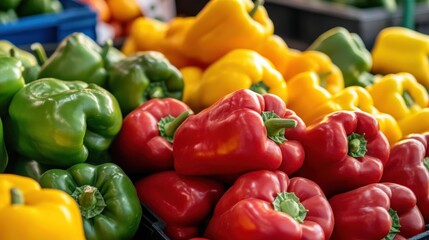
[0,56,25,115]
[17,0,62,17]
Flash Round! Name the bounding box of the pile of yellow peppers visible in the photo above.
[122,0,429,147]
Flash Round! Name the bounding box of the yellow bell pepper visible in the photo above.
[332,86,402,145]
[283,50,344,95]
[286,71,339,124]
[187,49,287,112]
[180,66,204,108]
[366,72,429,136]
[126,16,202,68]
[372,27,429,88]
[255,34,291,74]
[106,0,141,22]
[180,0,274,64]
[0,174,85,240]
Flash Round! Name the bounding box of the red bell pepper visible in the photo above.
[296,110,390,197]
[381,132,429,223]
[204,170,334,240]
[173,89,306,176]
[329,183,425,240]
[134,171,225,240]
[112,98,192,174]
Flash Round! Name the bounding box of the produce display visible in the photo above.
[1,0,429,239]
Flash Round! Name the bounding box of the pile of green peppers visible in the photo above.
[0,0,63,24]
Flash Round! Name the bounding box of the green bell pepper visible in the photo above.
[39,163,142,240]
[307,27,375,87]
[0,56,25,115]
[0,0,21,11]
[0,118,8,173]
[17,0,62,17]
[0,9,17,24]
[108,51,184,115]
[0,40,40,83]
[7,78,123,168]
[38,33,124,88]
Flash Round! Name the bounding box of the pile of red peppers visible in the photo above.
[112,89,429,240]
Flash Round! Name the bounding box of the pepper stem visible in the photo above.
[272,192,308,223]
[318,71,331,89]
[149,86,164,99]
[262,111,297,144]
[101,39,113,60]
[10,188,24,205]
[249,0,264,17]
[383,208,401,240]
[71,185,106,219]
[423,157,429,172]
[402,90,414,108]
[31,43,47,66]
[250,81,270,95]
[347,132,367,158]
[158,110,192,143]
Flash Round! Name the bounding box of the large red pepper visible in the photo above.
[173,89,306,176]
[204,170,334,240]
[134,171,225,240]
[112,98,192,174]
[296,110,390,197]
[381,132,429,223]
[329,183,425,240]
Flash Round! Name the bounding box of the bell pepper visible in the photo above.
[107,51,184,115]
[0,0,21,10]
[0,40,40,83]
[180,0,274,64]
[112,98,192,174]
[366,72,429,136]
[174,89,305,176]
[332,86,402,145]
[296,110,390,197]
[17,0,62,16]
[255,34,291,74]
[0,174,86,240]
[186,49,288,113]
[135,171,225,240]
[286,71,339,124]
[126,16,202,68]
[0,9,17,24]
[106,0,141,22]
[0,56,25,115]
[329,183,425,240]
[371,27,429,88]
[7,78,123,167]
[381,132,429,223]
[282,50,344,95]
[307,27,375,87]
[39,163,142,240]
[38,32,124,88]
[0,118,7,173]
[180,66,204,109]
[205,170,334,240]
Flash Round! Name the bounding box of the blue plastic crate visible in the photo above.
[0,0,97,45]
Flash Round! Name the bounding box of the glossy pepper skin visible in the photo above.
[329,183,425,240]
[381,133,429,223]
[112,98,192,174]
[372,27,429,88]
[308,27,374,87]
[296,110,390,197]
[0,40,40,83]
[0,56,25,115]
[366,72,429,136]
[39,163,142,240]
[135,171,225,240]
[282,50,344,95]
[174,89,305,176]
[180,0,274,64]
[255,34,291,74]
[108,51,184,115]
[205,170,334,240]
[8,78,123,168]
[186,49,288,113]
[38,33,124,88]
[0,174,86,240]
[0,119,7,172]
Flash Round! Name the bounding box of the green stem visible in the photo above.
[265,118,297,136]
[272,192,308,223]
[402,0,415,30]
[250,81,270,95]
[31,43,47,66]
[149,86,164,99]
[347,132,367,158]
[72,185,106,219]
[402,90,414,108]
[159,110,192,142]
[383,208,401,240]
[10,188,24,205]
[249,0,264,17]
[101,39,113,60]
[78,186,97,209]
[423,157,429,172]
[318,71,331,89]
